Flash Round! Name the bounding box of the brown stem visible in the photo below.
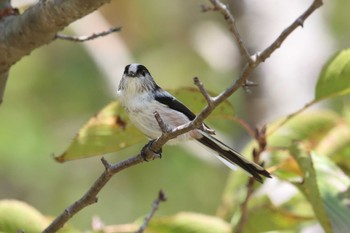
[55,26,121,42]
[42,155,144,233]
[135,190,167,233]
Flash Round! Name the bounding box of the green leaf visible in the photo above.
[311,153,350,233]
[170,87,235,117]
[289,144,333,233]
[267,111,339,179]
[55,101,144,162]
[289,145,350,233]
[0,200,47,233]
[241,196,314,233]
[56,87,235,162]
[315,49,350,100]
[315,120,350,157]
[0,200,79,233]
[268,111,339,149]
[144,212,231,233]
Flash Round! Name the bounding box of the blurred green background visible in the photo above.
[1,0,349,230]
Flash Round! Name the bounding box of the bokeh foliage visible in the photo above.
[1,1,350,233]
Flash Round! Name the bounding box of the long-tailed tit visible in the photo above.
[117,64,271,182]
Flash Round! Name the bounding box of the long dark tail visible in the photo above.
[197,133,271,183]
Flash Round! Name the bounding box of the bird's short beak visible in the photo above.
[128,71,136,77]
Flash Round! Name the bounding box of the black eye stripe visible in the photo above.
[136,65,150,76]
[124,64,131,74]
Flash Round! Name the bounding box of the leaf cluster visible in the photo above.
[2,48,350,233]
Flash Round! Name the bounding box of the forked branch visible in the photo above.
[42,0,323,232]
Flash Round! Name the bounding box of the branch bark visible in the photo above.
[42,156,144,233]
[136,190,167,233]
[55,26,121,42]
[0,0,111,103]
[37,0,323,232]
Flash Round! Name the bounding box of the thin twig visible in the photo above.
[268,99,316,136]
[236,126,267,233]
[257,0,323,62]
[42,155,145,233]
[207,0,253,64]
[168,0,322,144]
[154,111,169,134]
[194,77,214,108]
[43,1,322,232]
[136,190,167,233]
[55,26,121,42]
[193,77,216,135]
[236,177,255,233]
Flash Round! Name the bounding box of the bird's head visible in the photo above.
[118,64,157,93]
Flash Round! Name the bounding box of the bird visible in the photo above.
[116,64,271,182]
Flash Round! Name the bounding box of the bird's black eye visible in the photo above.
[136,65,150,77]
[141,70,147,76]
[124,64,131,75]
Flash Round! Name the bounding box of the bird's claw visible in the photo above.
[141,140,162,161]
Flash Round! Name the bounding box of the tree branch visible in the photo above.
[172,0,323,138]
[42,0,323,232]
[0,0,112,103]
[55,26,121,42]
[0,71,8,105]
[257,0,323,62]
[136,190,167,233]
[236,126,267,233]
[154,111,170,134]
[194,77,214,108]
[203,0,253,64]
[42,155,146,233]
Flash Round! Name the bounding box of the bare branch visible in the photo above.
[154,111,169,134]
[0,71,8,104]
[42,155,146,233]
[236,177,255,233]
[257,0,323,62]
[42,1,323,232]
[236,126,267,233]
[144,0,322,211]
[207,0,253,64]
[194,77,214,108]
[186,0,323,131]
[0,0,112,103]
[100,157,111,170]
[55,26,121,42]
[136,190,167,233]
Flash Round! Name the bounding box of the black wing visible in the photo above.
[154,89,196,120]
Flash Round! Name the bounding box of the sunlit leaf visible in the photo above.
[241,196,313,233]
[144,212,231,233]
[289,145,331,233]
[268,111,339,148]
[315,120,350,157]
[268,110,350,177]
[271,50,350,134]
[311,153,350,233]
[55,101,144,162]
[315,49,350,100]
[267,111,340,177]
[0,200,79,233]
[56,87,235,162]
[0,200,47,233]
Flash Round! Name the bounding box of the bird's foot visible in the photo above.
[141,139,162,161]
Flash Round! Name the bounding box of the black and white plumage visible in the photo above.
[117,64,271,182]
